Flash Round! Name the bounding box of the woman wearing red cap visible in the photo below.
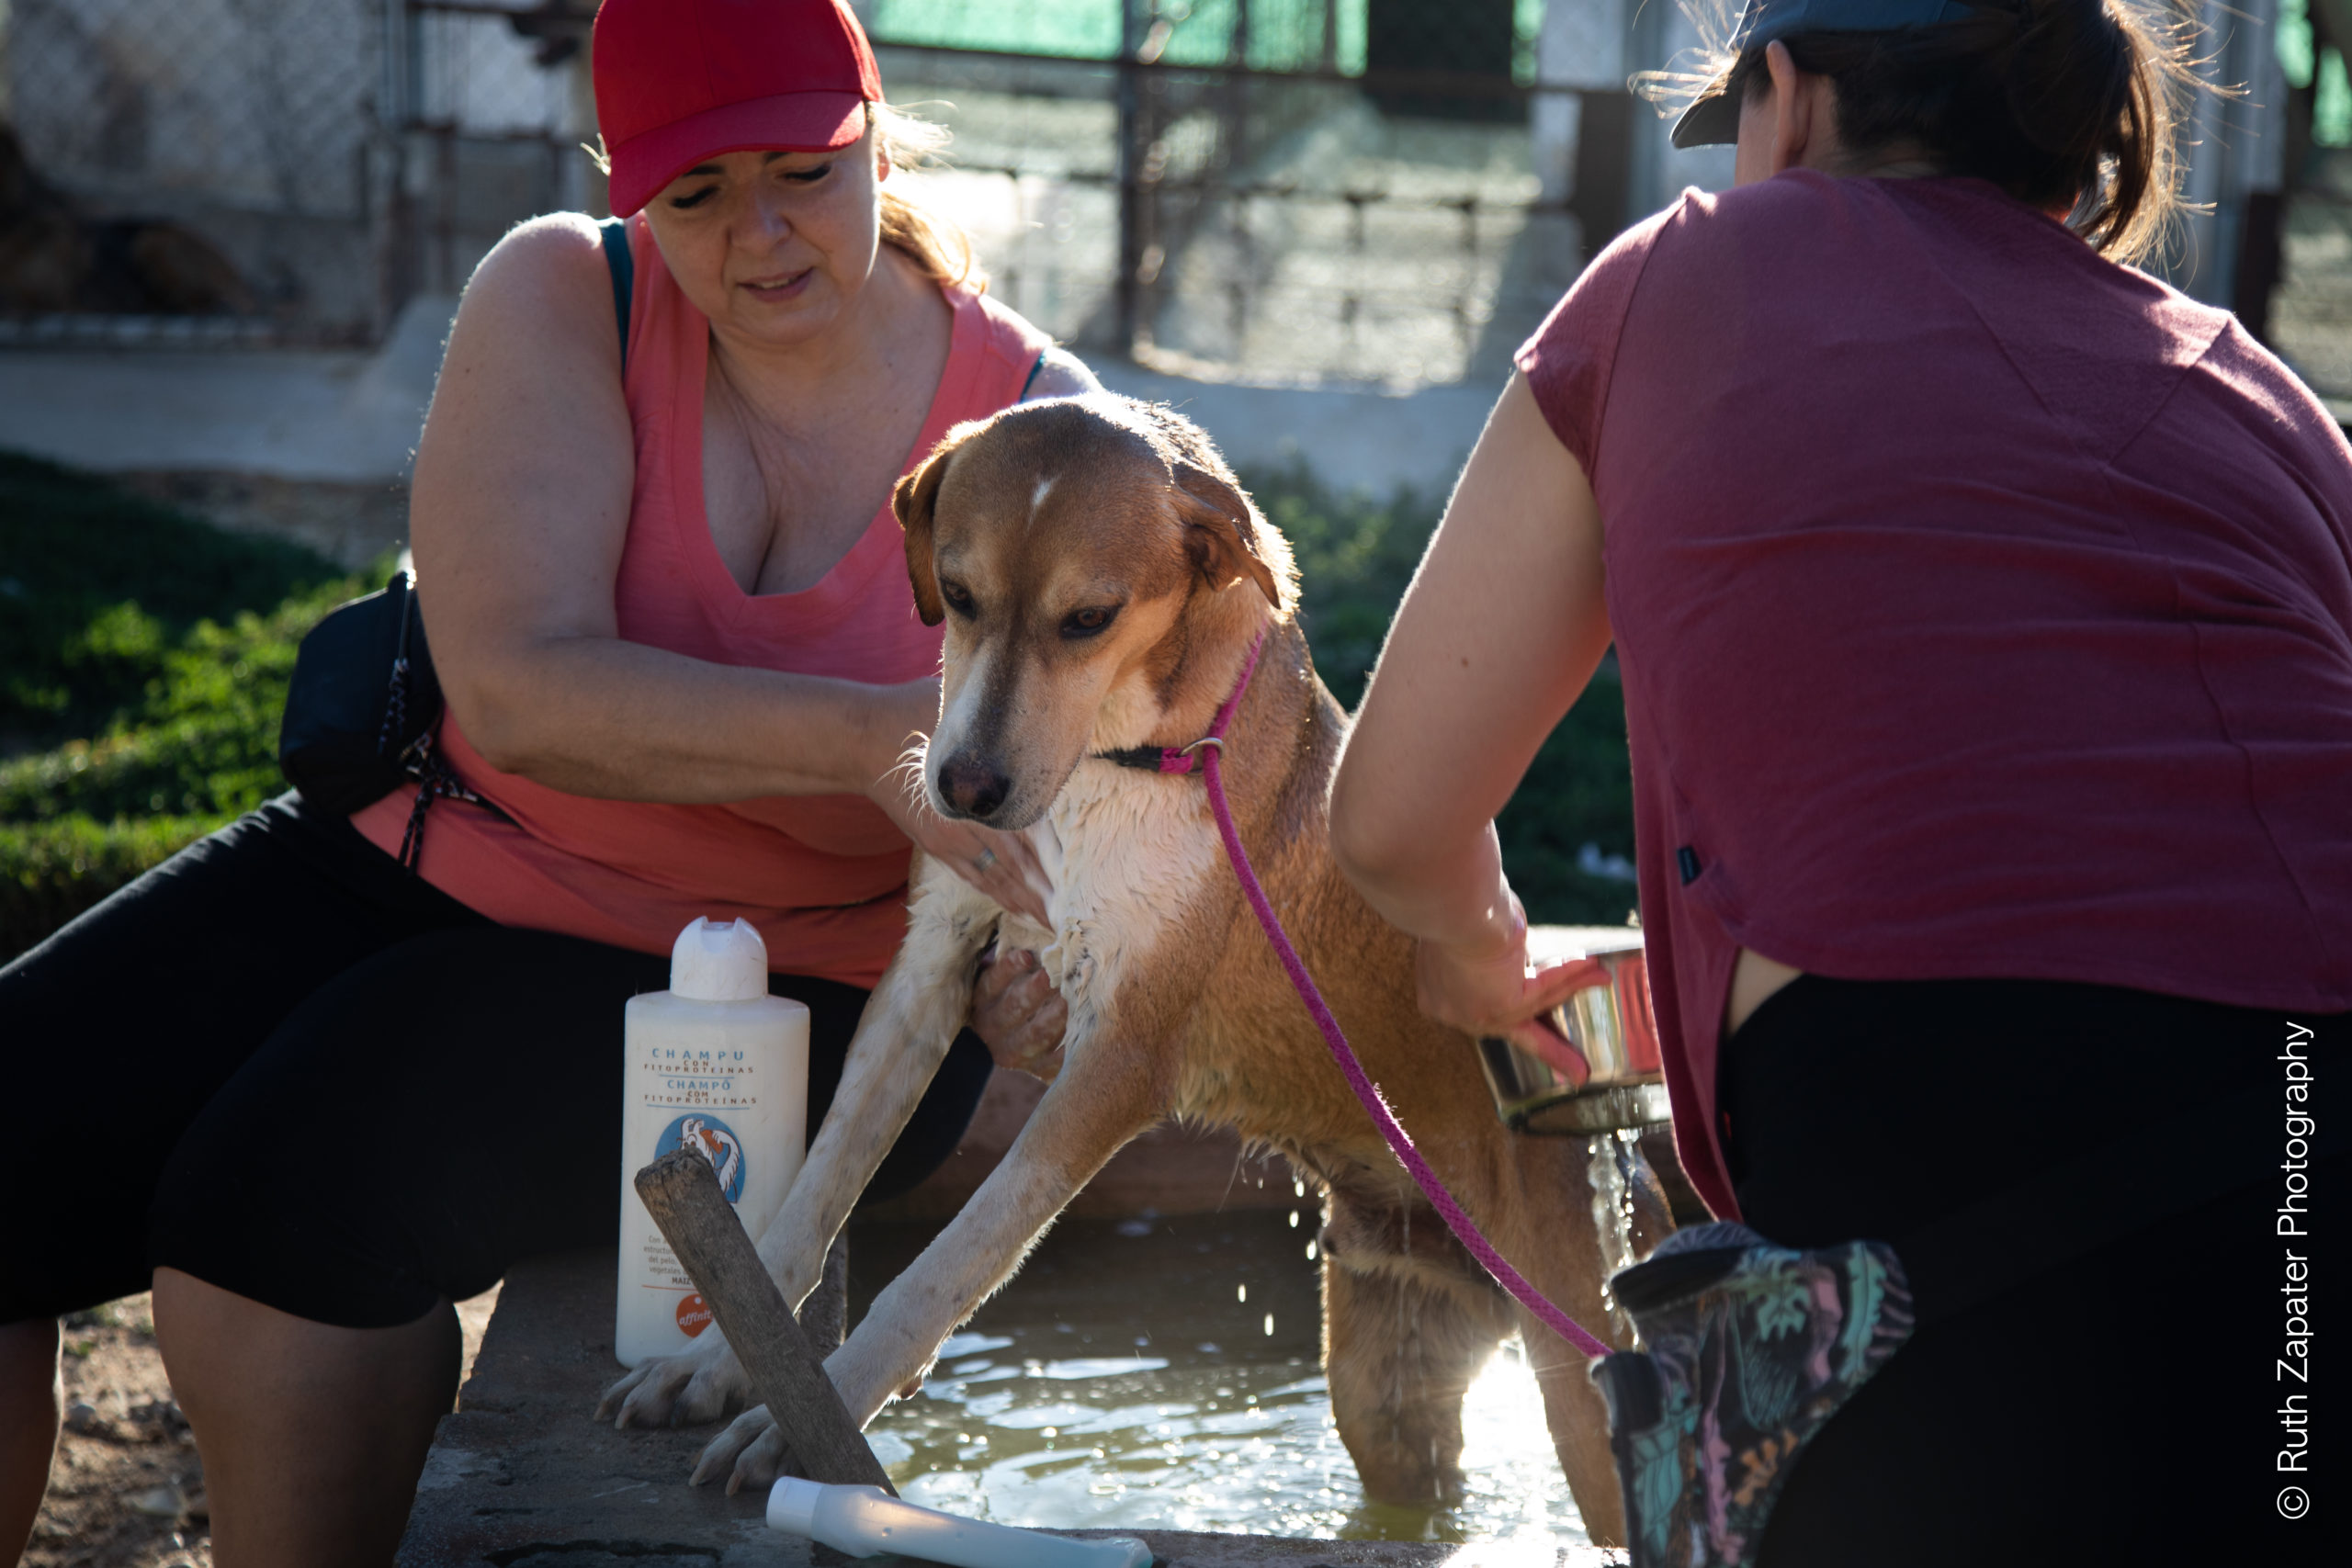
[1335,0,2347,1561]
[0,1,1083,1561]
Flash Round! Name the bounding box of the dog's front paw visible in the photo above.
[691,1403,797,1495]
[595,1338,751,1429]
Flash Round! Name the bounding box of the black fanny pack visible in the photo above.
[277,569,490,869]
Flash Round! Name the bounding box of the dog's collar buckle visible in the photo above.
[1160,736,1223,773]
[1091,628,1267,777]
[1095,730,1226,775]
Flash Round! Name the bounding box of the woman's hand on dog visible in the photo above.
[1414,893,1606,1081]
[864,759,1053,924]
[595,1331,751,1430]
[969,944,1069,1079]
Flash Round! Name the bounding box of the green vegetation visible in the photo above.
[1252,462,1639,928]
[0,452,1634,964]
[0,452,369,959]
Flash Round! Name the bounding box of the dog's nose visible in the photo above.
[936,754,1011,820]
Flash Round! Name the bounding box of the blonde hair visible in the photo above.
[585,100,985,290]
[869,101,984,292]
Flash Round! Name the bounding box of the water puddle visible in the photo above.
[849,1207,1605,1554]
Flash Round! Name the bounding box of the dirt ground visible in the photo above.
[25,1289,499,1568]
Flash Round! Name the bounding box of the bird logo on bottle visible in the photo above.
[656,1112,746,1203]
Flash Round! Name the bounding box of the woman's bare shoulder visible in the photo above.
[1025,344,1101,399]
[451,212,628,367]
[412,212,636,621]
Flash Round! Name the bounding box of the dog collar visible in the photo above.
[1093,626,1269,775]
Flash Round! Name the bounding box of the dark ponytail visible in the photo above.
[1711,0,2199,263]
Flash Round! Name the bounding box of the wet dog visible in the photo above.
[602,395,1668,1545]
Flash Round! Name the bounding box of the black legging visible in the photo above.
[0,794,991,1329]
[1724,975,2342,1564]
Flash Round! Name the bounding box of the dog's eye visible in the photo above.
[940,581,977,617]
[1062,605,1117,638]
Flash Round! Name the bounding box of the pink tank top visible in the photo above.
[1518,172,2352,1219]
[354,219,1052,987]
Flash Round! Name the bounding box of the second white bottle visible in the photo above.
[616,917,808,1369]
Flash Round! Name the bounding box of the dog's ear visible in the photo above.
[894,447,953,626]
[1173,465,1283,609]
[1129,401,1284,609]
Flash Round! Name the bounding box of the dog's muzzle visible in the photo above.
[935,753,1012,820]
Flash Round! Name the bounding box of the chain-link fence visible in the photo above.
[0,0,1694,379]
[0,0,593,346]
[0,0,1739,378]
[0,0,391,343]
[1,1,2290,375]
[395,1,598,299]
[865,0,1726,386]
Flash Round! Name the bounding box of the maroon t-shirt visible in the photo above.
[1518,170,2352,1219]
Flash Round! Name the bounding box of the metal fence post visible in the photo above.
[1115,0,1145,356]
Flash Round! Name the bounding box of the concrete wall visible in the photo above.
[0,293,1503,501]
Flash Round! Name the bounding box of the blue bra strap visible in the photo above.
[598,217,634,373]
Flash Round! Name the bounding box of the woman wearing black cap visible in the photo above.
[1334,0,2346,1560]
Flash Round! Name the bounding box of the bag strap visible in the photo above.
[599,216,634,373]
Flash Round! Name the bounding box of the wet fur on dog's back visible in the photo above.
[690,395,1665,1545]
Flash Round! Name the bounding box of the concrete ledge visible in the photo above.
[401,1249,1588,1568]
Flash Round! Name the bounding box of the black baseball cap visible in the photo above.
[1671,0,1978,149]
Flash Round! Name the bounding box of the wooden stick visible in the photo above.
[633,1148,897,1494]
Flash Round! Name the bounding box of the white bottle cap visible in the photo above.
[765,1475,822,1536]
[670,917,769,1002]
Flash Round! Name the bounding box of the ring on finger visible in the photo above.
[975,848,997,873]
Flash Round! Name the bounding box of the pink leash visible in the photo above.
[1146,628,1613,1359]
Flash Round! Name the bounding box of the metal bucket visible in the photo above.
[1475,931,1668,1134]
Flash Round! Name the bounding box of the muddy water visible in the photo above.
[848,1207,1608,1556]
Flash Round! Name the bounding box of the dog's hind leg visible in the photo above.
[1320,1247,1515,1509]
[1521,1302,1627,1549]
[1498,1136,1640,1550]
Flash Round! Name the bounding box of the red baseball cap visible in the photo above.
[594,0,883,218]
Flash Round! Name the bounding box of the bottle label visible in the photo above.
[655,1111,748,1203]
[618,1011,807,1367]
[638,1045,762,1110]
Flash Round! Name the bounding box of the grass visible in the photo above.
[0,453,1634,963]
[0,452,371,959]
[1255,462,1640,929]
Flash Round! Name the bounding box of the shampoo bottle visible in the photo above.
[616,917,808,1368]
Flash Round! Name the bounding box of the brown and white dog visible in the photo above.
[621,394,1667,1544]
